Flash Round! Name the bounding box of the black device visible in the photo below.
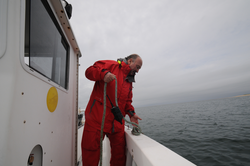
[107,95,123,124]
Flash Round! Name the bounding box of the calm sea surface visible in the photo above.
[134,96,250,166]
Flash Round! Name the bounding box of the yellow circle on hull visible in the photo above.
[47,87,58,112]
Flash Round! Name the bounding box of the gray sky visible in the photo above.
[68,0,250,108]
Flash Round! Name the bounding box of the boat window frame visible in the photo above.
[23,0,70,90]
[0,0,8,59]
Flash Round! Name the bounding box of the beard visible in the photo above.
[129,70,136,75]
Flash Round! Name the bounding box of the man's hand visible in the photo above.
[104,72,116,83]
[130,114,142,125]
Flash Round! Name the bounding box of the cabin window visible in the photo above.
[25,0,69,89]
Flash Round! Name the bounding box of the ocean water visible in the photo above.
[134,96,250,166]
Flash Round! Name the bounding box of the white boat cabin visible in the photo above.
[0,0,80,165]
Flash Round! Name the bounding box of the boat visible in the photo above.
[0,0,196,165]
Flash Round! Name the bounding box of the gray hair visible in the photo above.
[125,54,139,61]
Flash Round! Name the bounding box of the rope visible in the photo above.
[99,77,142,166]
[100,82,107,166]
[123,117,142,135]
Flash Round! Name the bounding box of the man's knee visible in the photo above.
[82,129,100,151]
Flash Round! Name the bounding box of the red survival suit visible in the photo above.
[81,59,136,166]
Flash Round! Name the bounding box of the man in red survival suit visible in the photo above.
[81,54,143,166]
